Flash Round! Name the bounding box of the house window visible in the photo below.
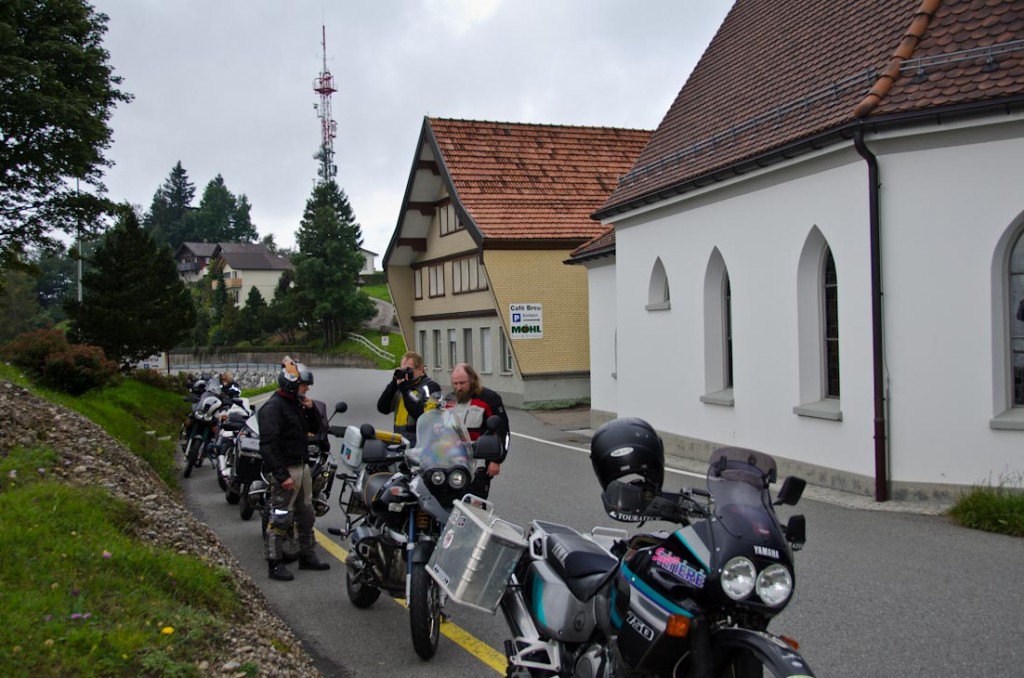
[453,255,488,294]
[463,328,473,366]
[1010,231,1024,406]
[480,327,492,373]
[500,330,513,373]
[428,264,445,298]
[448,329,458,368]
[433,330,442,369]
[823,247,840,398]
[418,330,427,359]
[647,257,671,311]
[794,227,841,421]
[414,268,422,300]
[439,202,464,236]
[701,248,734,407]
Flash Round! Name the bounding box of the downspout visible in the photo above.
[853,127,889,502]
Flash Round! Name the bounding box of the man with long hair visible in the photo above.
[449,362,509,499]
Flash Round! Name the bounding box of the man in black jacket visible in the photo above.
[258,358,331,581]
[376,351,441,445]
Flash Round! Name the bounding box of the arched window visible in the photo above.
[646,257,671,311]
[1009,231,1024,406]
[795,227,842,420]
[701,248,733,406]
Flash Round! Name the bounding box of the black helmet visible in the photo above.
[590,417,664,520]
[278,358,314,392]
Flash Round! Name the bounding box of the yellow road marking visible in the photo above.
[315,529,507,674]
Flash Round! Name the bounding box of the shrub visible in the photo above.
[1,328,70,375]
[40,344,120,395]
[131,368,188,392]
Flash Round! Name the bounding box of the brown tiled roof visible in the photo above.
[566,226,616,264]
[428,118,651,242]
[598,0,1024,217]
[214,243,292,271]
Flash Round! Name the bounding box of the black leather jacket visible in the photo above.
[257,390,323,482]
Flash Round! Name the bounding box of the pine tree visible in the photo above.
[293,181,374,346]
[235,286,267,344]
[143,161,196,249]
[192,175,259,244]
[68,205,196,367]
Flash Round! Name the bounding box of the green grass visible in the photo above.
[948,470,1024,537]
[0,449,239,677]
[360,284,391,303]
[334,328,406,368]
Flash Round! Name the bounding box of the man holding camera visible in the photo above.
[376,351,441,446]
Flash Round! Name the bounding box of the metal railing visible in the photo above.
[347,333,398,364]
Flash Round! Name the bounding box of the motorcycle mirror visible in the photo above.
[335,401,348,414]
[359,423,376,445]
[785,514,807,550]
[475,433,503,461]
[773,476,806,506]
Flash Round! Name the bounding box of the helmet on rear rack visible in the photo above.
[590,417,665,521]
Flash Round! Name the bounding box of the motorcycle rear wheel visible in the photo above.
[183,436,202,478]
[409,563,441,660]
[345,568,382,608]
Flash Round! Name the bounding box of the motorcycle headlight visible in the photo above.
[721,556,757,600]
[756,563,793,606]
[449,469,468,490]
[429,470,446,486]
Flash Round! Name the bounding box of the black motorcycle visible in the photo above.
[441,417,813,677]
[182,385,234,479]
[342,407,506,660]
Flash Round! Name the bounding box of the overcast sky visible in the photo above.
[92,0,733,260]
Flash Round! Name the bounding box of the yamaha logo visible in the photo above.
[754,545,780,559]
[610,447,633,457]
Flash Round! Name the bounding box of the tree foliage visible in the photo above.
[67,205,195,367]
[293,181,374,346]
[192,175,258,244]
[143,161,196,250]
[0,0,131,267]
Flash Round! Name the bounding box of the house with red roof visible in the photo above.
[572,0,1024,501]
[383,117,650,406]
[175,241,292,307]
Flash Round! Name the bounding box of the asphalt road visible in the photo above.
[182,368,1024,677]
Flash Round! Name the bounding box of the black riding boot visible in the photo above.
[268,560,294,581]
[298,553,331,570]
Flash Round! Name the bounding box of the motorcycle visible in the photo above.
[437,418,813,677]
[341,405,507,660]
[210,397,252,496]
[182,383,235,479]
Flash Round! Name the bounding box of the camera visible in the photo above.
[394,367,414,381]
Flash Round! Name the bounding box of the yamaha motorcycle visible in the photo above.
[341,406,506,660]
[479,446,812,677]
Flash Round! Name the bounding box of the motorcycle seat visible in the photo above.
[546,533,617,602]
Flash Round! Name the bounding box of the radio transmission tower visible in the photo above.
[312,25,337,185]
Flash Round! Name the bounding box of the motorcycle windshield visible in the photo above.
[706,476,779,543]
[410,408,473,471]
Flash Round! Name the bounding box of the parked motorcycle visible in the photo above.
[182,384,234,478]
[434,417,814,677]
[209,397,252,495]
[342,406,507,660]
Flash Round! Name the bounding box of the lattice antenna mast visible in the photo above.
[312,25,337,185]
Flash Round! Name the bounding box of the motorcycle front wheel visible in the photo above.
[239,484,254,519]
[215,458,228,491]
[183,436,202,478]
[345,567,382,608]
[409,563,441,660]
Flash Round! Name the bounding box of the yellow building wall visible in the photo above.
[484,249,591,375]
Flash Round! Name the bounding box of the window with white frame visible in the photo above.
[1010,230,1024,407]
[500,329,513,373]
[701,248,734,406]
[418,330,427,360]
[448,329,457,368]
[439,202,464,236]
[428,264,445,298]
[453,255,488,294]
[433,330,442,369]
[463,328,473,366]
[480,327,492,373]
[414,268,422,299]
[823,247,840,398]
[794,228,841,420]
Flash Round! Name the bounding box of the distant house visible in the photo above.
[174,242,217,283]
[209,243,293,307]
[574,0,1024,502]
[359,247,377,279]
[383,117,650,407]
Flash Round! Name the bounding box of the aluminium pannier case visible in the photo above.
[426,497,527,613]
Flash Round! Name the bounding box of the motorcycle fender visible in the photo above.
[711,627,815,677]
[410,540,436,565]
